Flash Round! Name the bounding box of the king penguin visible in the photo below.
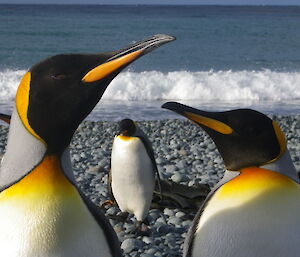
[162,101,300,257]
[0,34,175,257]
[110,118,161,232]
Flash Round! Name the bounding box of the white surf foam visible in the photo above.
[0,69,24,101]
[104,70,300,101]
[1,69,300,102]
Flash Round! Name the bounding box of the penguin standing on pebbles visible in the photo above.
[162,101,300,257]
[110,118,161,232]
[0,34,175,257]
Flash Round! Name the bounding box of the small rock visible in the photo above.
[121,238,141,254]
[165,165,177,174]
[175,211,186,219]
[113,224,123,233]
[157,224,173,234]
[163,208,174,217]
[168,217,181,226]
[171,173,182,183]
[142,236,153,245]
[86,165,101,174]
[176,160,187,170]
[106,206,119,216]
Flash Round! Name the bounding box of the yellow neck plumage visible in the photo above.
[0,155,76,200]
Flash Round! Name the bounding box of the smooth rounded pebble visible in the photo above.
[121,238,143,253]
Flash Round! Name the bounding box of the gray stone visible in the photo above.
[106,206,119,216]
[113,224,123,233]
[175,211,186,219]
[168,217,181,226]
[165,165,177,174]
[171,173,183,183]
[182,220,192,227]
[156,217,166,224]
[163,208,174,217]
[177,160,187,170]
[157,224,173,234]
[142,236,153,245]
[140,254,153,257]
[207,143,215,150]
[146,248,157,255]
[121,238,141,254]
[86,165,101,174]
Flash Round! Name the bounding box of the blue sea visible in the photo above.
[0,4,300,121]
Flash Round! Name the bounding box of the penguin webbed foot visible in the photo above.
[107,211,130,222]
[129,220,150,236]
[100,199,116,208]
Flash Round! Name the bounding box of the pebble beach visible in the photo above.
[0,115,299,257]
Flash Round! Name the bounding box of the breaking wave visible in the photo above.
[1,69,300,102]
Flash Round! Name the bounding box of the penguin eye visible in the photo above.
[52,74,67,80]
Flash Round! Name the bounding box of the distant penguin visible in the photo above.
[0,34,175,257]
[162,102,300,257]
[110,118,161,232]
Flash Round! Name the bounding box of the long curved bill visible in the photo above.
[162,101,233,135]
[82,34,176,83]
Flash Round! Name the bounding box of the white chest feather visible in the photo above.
[0,107,46,190]
[0,194,111,257]
[111,136,155,221]
[191,168,300,257]
[0,156,112,257]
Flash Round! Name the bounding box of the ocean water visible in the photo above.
[0,4,300,120]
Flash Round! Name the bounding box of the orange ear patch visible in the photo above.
[271,121,287,160]
[15,72,45,144]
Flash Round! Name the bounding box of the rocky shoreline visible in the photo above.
[0,115,299,256]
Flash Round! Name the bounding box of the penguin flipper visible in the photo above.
[137,135,163,200]
[183,171,240,257]
[107,168,116,204]
[77,189,122,257]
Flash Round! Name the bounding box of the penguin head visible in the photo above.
[162,102,286,171]
[14,34,175,155]
[118,119,136,136]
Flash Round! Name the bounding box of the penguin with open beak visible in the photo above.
[162,101,300,257]
[0,34,175,257]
